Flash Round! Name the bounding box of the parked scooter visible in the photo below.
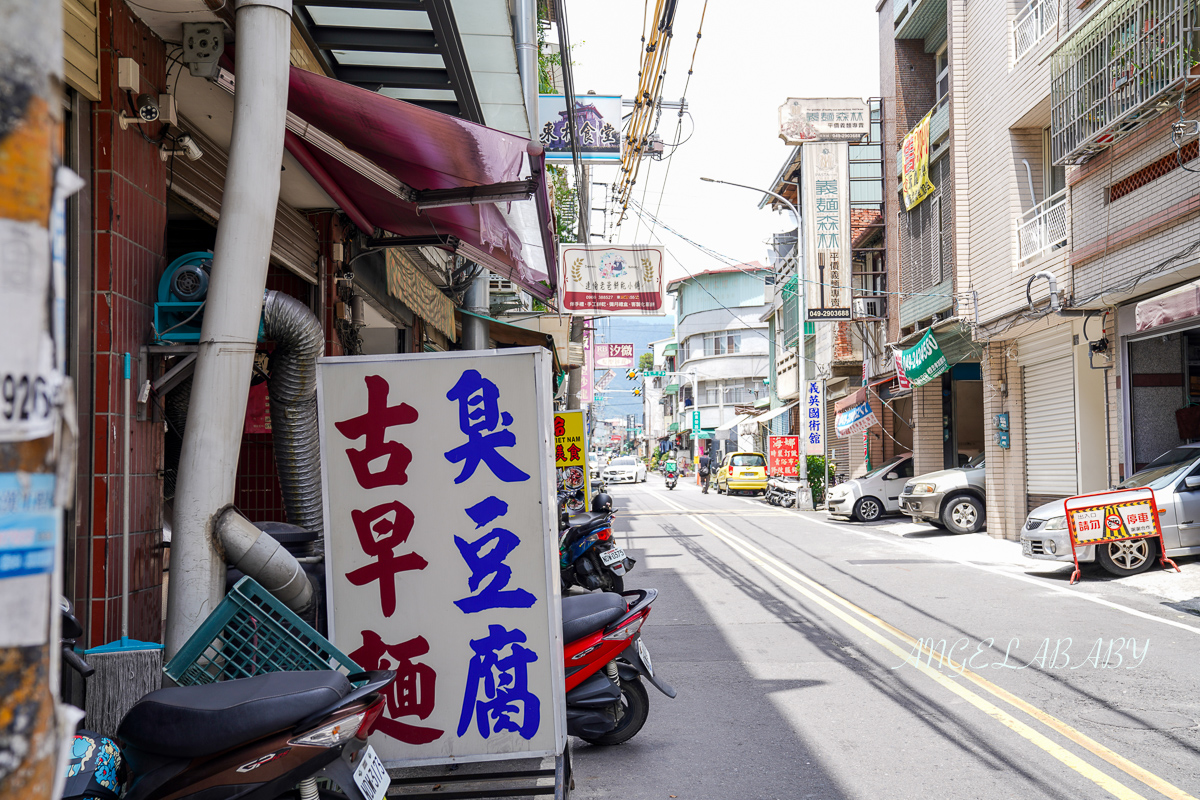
[559,492,634,594]
[562,589,676,745]
[766,475,801,508]
[60,604,397,800]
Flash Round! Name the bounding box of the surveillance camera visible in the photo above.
[177,135,202,161]
[136,93,160,122]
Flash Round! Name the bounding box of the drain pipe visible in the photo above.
[514,0,538,138]
[166,0,292,659]
[216,507,313,614]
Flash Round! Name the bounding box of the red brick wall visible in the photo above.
[87,0,168,646]
[892,40,937,136]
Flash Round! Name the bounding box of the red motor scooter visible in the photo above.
[561,590,675,745]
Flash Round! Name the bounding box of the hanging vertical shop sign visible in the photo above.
[769,435,801,476]
[804,380,824,455]
[317,348,565,767]
[554,409,589,500]
[580,328,594,407]
[898,329,948,387]
[559,244,665,315]
[802,141,852,321]
[595,370,616,391]
[901,109,937,210]
[595,343,635,368]
[538,94,622,164]
[778,97,870,144]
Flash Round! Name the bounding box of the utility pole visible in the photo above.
[0,2,68,795]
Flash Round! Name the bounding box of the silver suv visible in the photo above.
[898,454,986,533]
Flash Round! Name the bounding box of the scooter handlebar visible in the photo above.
[62,646,94,678]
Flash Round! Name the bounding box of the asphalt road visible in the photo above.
[569,476,1200,800]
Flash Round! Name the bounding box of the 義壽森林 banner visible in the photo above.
[595,343,635,368]
[802,141,852,321]
[538,94,622,164]
[778,97,870,144]
[898,329,948,387]
[901,108,936,210]
[769,435,801,476]
[317,348,565,767]
[559,244,665,316]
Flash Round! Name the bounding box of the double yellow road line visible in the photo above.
[648,491,1195,800]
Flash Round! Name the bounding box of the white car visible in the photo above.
[602,456,647,484]
[826,455,916,522]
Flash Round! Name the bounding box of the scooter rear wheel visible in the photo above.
[580,677,649,746]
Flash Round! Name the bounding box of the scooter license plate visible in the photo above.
[599,547,626,566]
[352,745,389,800]
[636,636,655,677]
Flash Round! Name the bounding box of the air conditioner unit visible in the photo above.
[853,297,884,319]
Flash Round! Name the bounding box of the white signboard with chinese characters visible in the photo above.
[538,94,622,164]
[558,244,666,316]
[804,380,825,456]
[317,348,565,767]
[779,97,870,144]
[802,141,852,321]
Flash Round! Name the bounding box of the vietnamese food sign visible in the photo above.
[553,409,589,499]
[317,348,565,767]
[559,244,665,316]
[898,330,948,387]
[538,94,622,164]
[802,141,852,321]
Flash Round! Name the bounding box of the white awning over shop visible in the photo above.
[714,413,751,432]
[1136,279,1200,333]
[752,401,798,426]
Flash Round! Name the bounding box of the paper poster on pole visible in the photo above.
[802,142,852,321]
[317,348,565,767]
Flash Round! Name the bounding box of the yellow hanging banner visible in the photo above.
[901,109,936,210]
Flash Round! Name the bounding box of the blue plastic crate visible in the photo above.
[165,576,360,686]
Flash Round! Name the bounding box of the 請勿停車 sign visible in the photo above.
[1064,487,1179,585]
[317,348,565,767]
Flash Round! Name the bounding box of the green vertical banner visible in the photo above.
[898,330,949,387]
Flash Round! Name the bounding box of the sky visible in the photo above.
[564,1,882,284]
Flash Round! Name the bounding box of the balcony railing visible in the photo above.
[1051,0,1200,164]
[1014,0,1055,61]
[1017,188,1068,263]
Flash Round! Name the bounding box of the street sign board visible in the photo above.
[317,348,565,767]
[554,409,589,499]
[643,370,666,377]
[691,410,701,431]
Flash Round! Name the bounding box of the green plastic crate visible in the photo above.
[165,576,360,686]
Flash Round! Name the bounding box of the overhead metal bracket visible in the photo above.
[414,179,538,211]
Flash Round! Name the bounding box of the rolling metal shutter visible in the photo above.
[1021,327,1076,496]
[169,120,319,283]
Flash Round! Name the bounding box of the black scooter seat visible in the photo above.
[562,592,627,643]
[566,511,610,529]
[119,671,352,758]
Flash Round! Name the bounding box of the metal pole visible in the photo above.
[168,0,293,658]
[700,176,811,504]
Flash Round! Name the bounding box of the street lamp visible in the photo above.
[700,175,814,505]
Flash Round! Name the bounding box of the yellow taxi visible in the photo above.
[716,451,769,496]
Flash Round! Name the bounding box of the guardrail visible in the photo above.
[1014,0,1054,62]
[1017,188,1068,263]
